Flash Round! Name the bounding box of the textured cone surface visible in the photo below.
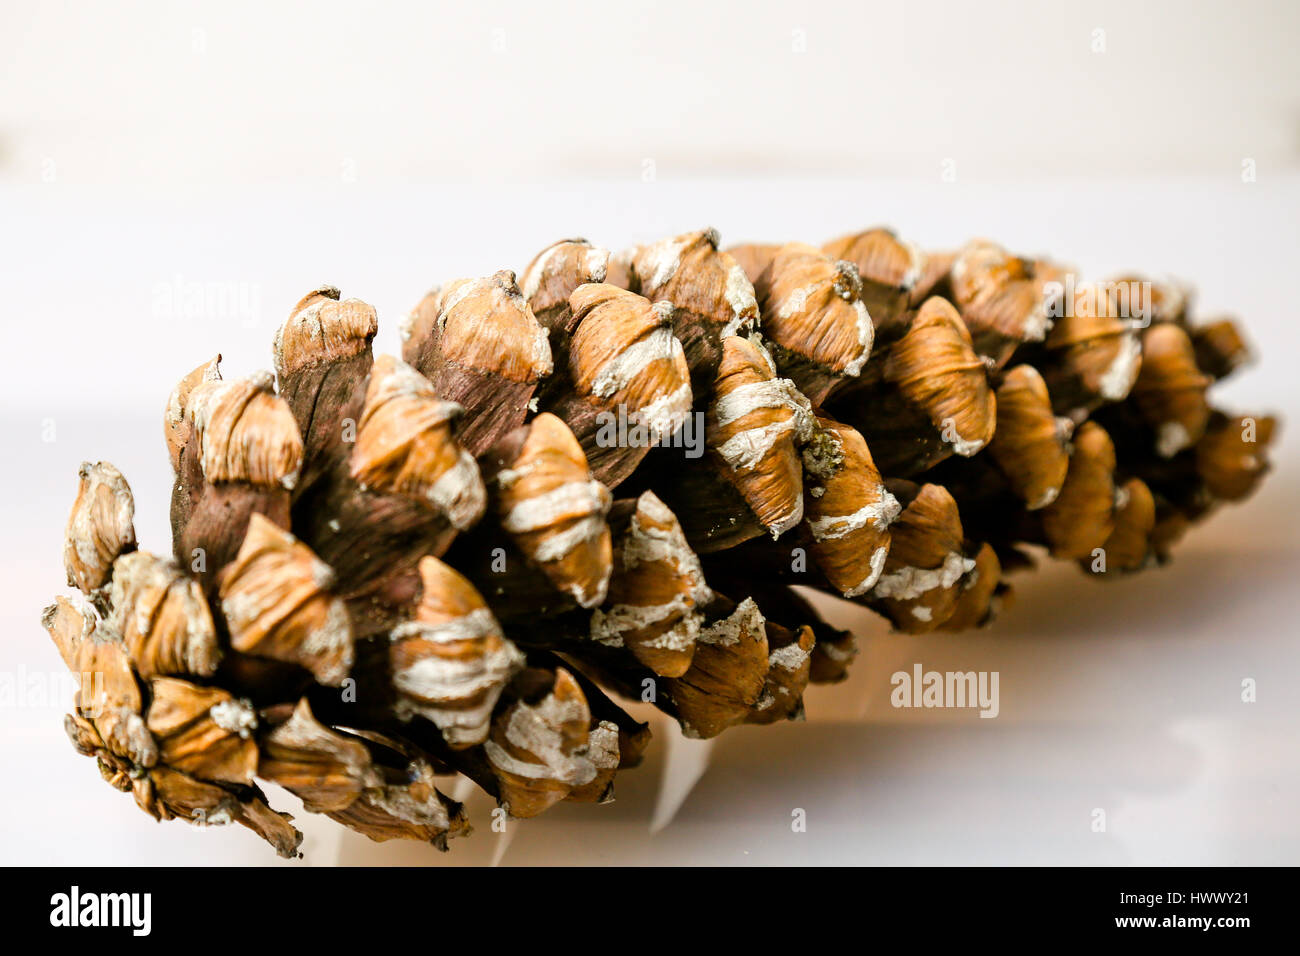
[40,227,1275,857]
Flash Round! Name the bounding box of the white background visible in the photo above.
[1,0,1298,865]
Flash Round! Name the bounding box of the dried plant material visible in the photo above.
[326,759,469,849]
[164,354,222,472]
[867,483,975,633]
[519,239,610,372]
[521,239,611,324]
[673,583,848,688]
[485,667,596,818]
[1191,318,1251,380]
[824,227,924,293]
[752,242,874,403]
[145,677,258,785]
[721,582,859,686]
[823,227,924,342]
[687,576,848,689]
[1039,283,1143,416]
[565,719,621,804]
[564,284,693,422]
[133,765,302,858]
[1110,275,1191,326]
[746,621,814,725]
[532,649,652,770]
[43,596,96,674]
[58,634,303,859]
[1154,280,1193,326]
[351,355,485,529]
[64,461,136,597]
[626,227,759,389]
[400,286,443,361]
[169,362,301,591]
[658,336,814,553]
[42,597,157,768]
[589,491,712,677]
[836,297,995,475]
[724,242,781,286]
[490,413,613,609]
[603,246,636,290]
[692,335,814,548]
[947,239,1058,366]
[1085,477,1156,575]
[987,365,1072,510]
[274,286,378,377]
[1131,323,1211,458]
[886,298,996,459]
[1195,413,1277,501]
[273,286,378,493]
[542,283,692,486]
[63,712,103,758]
[940,543,1004,631]
[106,551,220,678]
[259,698,381,812]
[40,224,1277,858]
[1040,421,1118,559]
[908,250,957,307]
[801,418,899,597]
[288,355,480,638]
[1149,505,1193,563]
[664,597,770,739]
[217,514,354,686]
[432,271,554,382]
[808,626,858,684]
[389,556,524,747]
[403,270,553,455]
[186,372,304,489]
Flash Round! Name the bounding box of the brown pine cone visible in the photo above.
[43,227,1277,857]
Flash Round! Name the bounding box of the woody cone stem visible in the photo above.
[45,226,1276,857]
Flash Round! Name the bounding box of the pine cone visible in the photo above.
[45,229,1277,857]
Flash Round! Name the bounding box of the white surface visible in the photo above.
[3,0,1298,184]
